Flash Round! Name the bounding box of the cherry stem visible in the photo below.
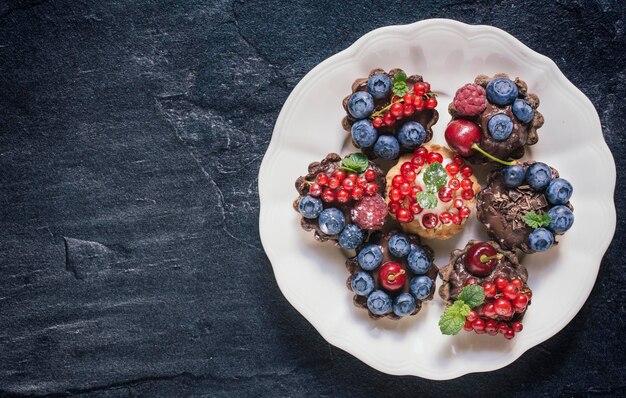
[387,269,406,282]
[480,253,503,263]
[470,143,518,166]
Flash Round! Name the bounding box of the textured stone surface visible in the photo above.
[0,0,624,396]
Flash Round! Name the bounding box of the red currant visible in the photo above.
[364,169,377,182]
[427,152,443,164]
[445,163,459,176]
[413,96,424,110]
[438,186,454,202]
[483,301,496,318]
[342,178,355,191]
[514,293,528,310]
[410,202,423,215]
[425,97,438,109]
[332,169,346,181]
[422,213,438,229]
[494,298,512,317]
[504,329,515,340]
[322,189,335,203]
[503,284,519,300]
[357,175,368,188]
[461,178,473,190]
[464,321,473,332]
[372,116,384,129]
[439,212,452,224]
[365,183,378,195]
[392,174,404,188]
[396,208,413,223]
[383,112,395,126]
[390,103,404,118]
[328,177,340,189]
[451,214,462,225]
[415,147,428,157]
[422,82,431,92]
[399,183,412,196]
[346,173,357,180]
[483,282,496,298]
[315,173,329,186]
[388,201,400,214]
[390,188,402,202]
[512,322,523,332]
[460,165,473,177]
[413,82,426,95]
[494,277,508,291]
[498,323,509,334]
[336,189,350,203]
[403,104,415,116]
[454,155,464,165]
[351,187,364,200]
[511,278,523,288]
[401,162,414,174]
[403,93,415,104]
[459,206,471,218]
[466,310,478,322]
[411,155,425,166]
[485,319,498,335]
[464,277,479,286]
[461,189,475,200]
[411,186,422,196]
[472,318,485,332]
[453,198,464,209]
[309,183,322,197]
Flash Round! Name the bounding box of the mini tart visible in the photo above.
[294,153,387,244]
[341,68,438,159]
[448,73,544,163]
[476,162,574,253]
[438,240,528,305]
[385,144,480,240]
[345,230,438,320]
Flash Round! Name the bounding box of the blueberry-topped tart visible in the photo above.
[445,73,544,165]
[345,230,438,319]
[385,144,480,240]
[438,240,531,340]
[476,161,574,253]
[294,153,388,248]
[341,68,439,160]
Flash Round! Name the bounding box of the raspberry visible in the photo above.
[351,194,388,230]
[453,83,487,116]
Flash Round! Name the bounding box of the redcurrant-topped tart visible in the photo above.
[385,144,480,240]
[438,240,532,340]
[345,230,437,320]
[445,73,544,165]
[341,68,439,160]
[476,161,574,253]
[294,153,388,248]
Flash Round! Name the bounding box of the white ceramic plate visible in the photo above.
[258,19,616,379]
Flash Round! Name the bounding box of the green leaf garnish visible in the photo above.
[524,211,552,229]
[423,162,447,192]
[456,284,485,309]
[417,191,438,209]
[391,71,408,96]
[392,70,407,84]
[439,300,471,335]
[340,153,369,174]
[439,285,485,336]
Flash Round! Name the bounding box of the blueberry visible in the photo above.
[528,227,554,252]
[388,233,411,258]
[338,224,364,249]
[373,135,400,160]
[350,271,375,296]
[487,114,513,141]
[367,290,392,315]
[298,195,323,219]
[502,165,526,188]
[486,77,519,106]
[407,247,431,275]
[358,244,383,271]
[367,73,392,100]
[409,275,433,300]
[393,293,417,317]
[525,162,552,190]
[347,91,375,119]
[548,205,574,234]
[317,208,345,236]
[397,121,427,150]
[546,178,573,205]
[351,119,378,148]
[512,99,534,123]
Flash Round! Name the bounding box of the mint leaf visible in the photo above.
[392,70,407,84]
[340,153,369,174]
[392,81,408,96]
[457,285,485,309]
[439,300,471,335]
[423,162,447,191]
[417,191,438,209]
[524,211,551,229]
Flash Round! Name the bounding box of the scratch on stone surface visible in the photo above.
[63,237,127,280]
[0,0,48,19]
[135,197,157,204]
[231,1,273,67]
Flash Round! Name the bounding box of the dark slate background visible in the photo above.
[0,0,624,397]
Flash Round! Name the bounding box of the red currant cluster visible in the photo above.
[371,82,438,128]
[463,276,531,340]
[309,168,379,204]
[387,147,476,228]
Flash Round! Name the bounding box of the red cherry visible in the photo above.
[439,212,452,224]
[332,169,346,181]
[390,103,404,118]
[372,116,384,129]
[466,310,478,322]
[485,320,498,335]
[415,147,428,157]
[322,189,335,203]
[410,202,423,215]
[472,318,485,332]
[411,155,425,166]
[396,208,413,223]
[512,322,524,332]
[364,169,377,182]
[365,183,378,195]
[427,152,443,164]
[514,293,529,310]
[494,277,508,291]
[503,284,519,300]
[336,189,350,203]
[328,177,340,189]
[351,187,364,200]
[504,329,515,340]
[483,301,496,318]
[494,298,512,316]
[451,214,462,225]
[403,104,415,116]
[422,213,438,229]
[461,178,473,190]
[309,183,322,197]
[425,97,437,109]
[460,165,473,178]
[483,282,496,298]
[403,93,415,104]
[390,188,402,202]
[462,189,475,200]
[316,173,329,186]
[438,186,454,202]
[445,163,459,176]
[379,262,407,291]
[453,198,464,209]
[511,278,523,288]
[388,201,400,214]
[459,206,471,218]
[383,112,396,126]
[464,277,479,286]
[342,178,355,191]
[444,119,482,157]
[464,321,473,332]
[464,242,500,277]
